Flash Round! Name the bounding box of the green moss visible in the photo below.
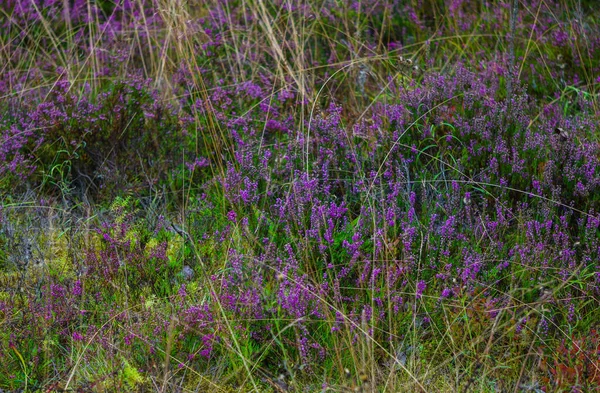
[121,359,146,390]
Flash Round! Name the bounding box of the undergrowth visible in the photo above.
[1,0,599,392]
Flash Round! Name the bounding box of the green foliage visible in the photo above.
[121,359,146,390]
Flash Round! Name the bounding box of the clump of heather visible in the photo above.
[1,0,600,391]
[1,74,190,201]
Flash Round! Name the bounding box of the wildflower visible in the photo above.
[227,210,237,222]
[416,280,426,299]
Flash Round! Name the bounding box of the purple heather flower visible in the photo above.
[72,280,82,296]
[51,284,66,298]
[227,210,237,222]
[416,280,426,299]
[440,288,452,299]
[72,332,84,341]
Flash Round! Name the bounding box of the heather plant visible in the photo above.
[2,0,600,391]
[1,73,188,201]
